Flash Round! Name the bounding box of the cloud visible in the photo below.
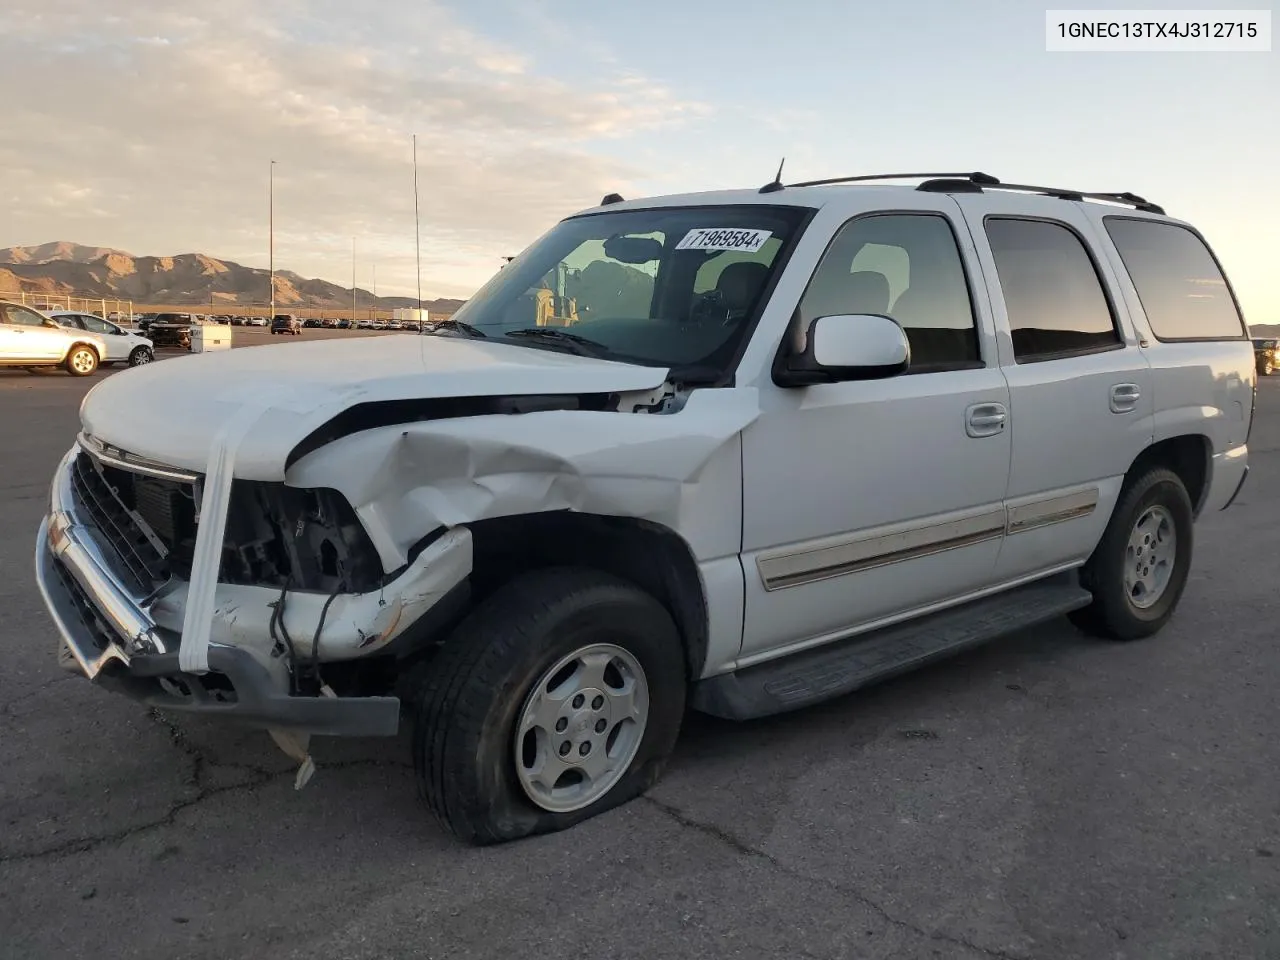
[0,0,708,298]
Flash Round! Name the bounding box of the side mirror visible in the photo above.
[775,313,910,386]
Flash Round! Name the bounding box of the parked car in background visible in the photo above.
[146,313,195,350]
[47,311,154,367]
[244,315,268,327]
[1252,338,1278,376]
[0,300,107,375]
[337,318,354,329]
[271,314,302,335]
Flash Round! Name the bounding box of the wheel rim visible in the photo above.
[131,349,152,366]
[1124,504,1177,609]
[513,642,649,814]
[71,349,95,373]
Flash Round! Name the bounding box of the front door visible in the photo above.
[738,206,1012,663]
[0,304,65,360]
[950,194,1154,581]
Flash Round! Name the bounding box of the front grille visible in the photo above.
[68,452,191,593]
[66,450,382,595]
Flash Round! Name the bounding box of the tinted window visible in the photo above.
[798,214,979,371]
[985,218,1120,361]
[1103,218,1245,341]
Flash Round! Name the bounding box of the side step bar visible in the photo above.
[691,573,1093,721]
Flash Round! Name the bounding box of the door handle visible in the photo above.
[966,402,1007,438]
[1110,383,1141,413]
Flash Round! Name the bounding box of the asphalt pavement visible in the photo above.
[1,340,1277,960]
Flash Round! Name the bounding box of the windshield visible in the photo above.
[447,204,811,374]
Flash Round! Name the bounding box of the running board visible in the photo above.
[691,573,1093,721]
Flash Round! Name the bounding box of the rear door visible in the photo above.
[949,194,1154,581]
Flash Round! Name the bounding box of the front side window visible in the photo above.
[1103,217,1246,341]
[447,205,811,376]
[985,218,1121,362]
[78,315,115,335]
[795,213,981,371]
[2,305,51,327]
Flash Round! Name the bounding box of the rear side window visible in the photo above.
[985,218,1121,362]
[1103,218,1246,341]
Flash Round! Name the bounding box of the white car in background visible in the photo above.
[0,300,107,376]
[47,311,155,367]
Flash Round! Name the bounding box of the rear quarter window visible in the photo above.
[1103,217,1246,341]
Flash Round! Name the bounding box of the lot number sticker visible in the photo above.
[676,227,772,253]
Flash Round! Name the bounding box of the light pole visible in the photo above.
[269,160,276,320]
[351,237,357,326]
[413,134,423,331]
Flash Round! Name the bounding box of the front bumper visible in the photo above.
[33,447,470,736]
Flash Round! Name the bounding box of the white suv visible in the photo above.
[0,300,107,376]
[34,172,1254,844]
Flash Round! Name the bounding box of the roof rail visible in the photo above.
[759,171,999,193]
[916,174,1165,214]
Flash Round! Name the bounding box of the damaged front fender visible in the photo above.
[284,387,761,569]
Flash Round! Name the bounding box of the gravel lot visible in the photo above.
[2,336,1277,960]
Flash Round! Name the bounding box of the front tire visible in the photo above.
[64,345,99,377]
[1070,467,1194,641]
[412,567,687,845]
[128,346,153,367]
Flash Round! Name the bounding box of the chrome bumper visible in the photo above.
[33,448,402,736]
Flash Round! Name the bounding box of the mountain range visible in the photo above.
[0,242,464,313]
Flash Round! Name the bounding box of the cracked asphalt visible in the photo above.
[2,358,1278,960]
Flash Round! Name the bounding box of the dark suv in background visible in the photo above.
[1253,338,1278,376]
[271,314,302,336]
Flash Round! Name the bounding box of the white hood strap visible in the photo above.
[178,405,270,674]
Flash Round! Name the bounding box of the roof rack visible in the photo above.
[757,169,1164,215]
[759,171,999,193]
[915,174,1165,214]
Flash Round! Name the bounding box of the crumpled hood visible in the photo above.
[79,334,670,480]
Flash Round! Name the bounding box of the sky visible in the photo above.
[0,0,1276,318]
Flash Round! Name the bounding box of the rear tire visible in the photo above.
[1264,358,1275,376]
[1069,468,1194,641]
[411,567,687,845]
[64,345,99,377]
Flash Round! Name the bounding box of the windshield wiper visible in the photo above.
[424,318,487,339]
[502,327,610,358]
